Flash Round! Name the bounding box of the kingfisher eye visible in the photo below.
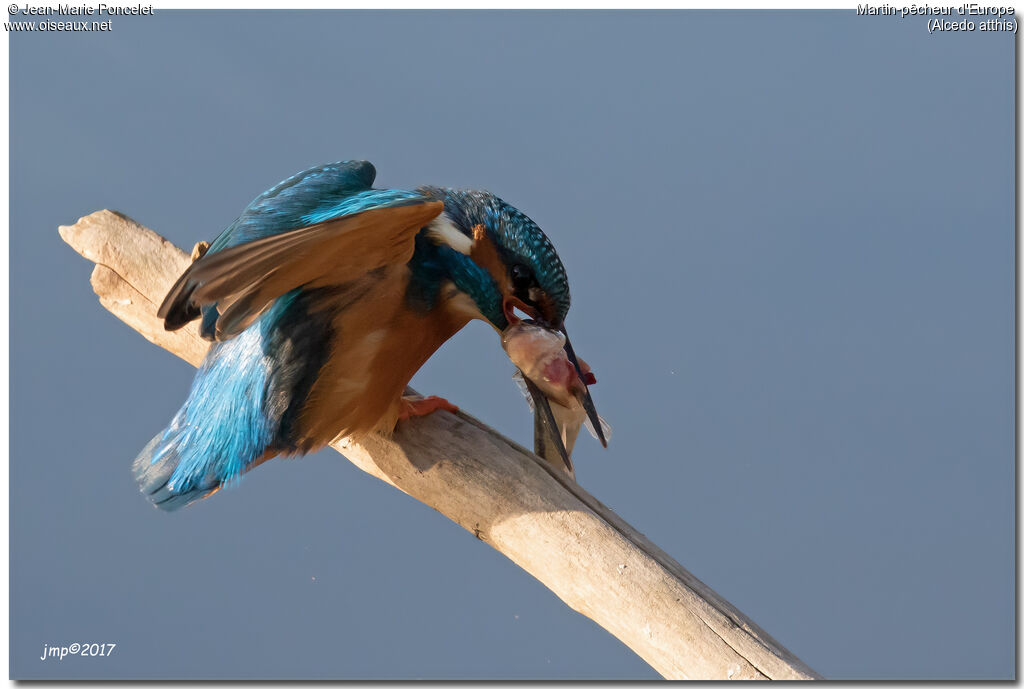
[510,264,534,291]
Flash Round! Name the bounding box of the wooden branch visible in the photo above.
[59,210,821,681]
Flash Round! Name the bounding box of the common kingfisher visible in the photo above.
[134,160,605,510]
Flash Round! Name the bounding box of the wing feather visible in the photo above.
[159,200,443,340]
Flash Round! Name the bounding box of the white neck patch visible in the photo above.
[425,213,473,255]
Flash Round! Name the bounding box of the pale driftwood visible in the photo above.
[59,210,822,681]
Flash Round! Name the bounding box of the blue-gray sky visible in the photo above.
[10,10,1014,680]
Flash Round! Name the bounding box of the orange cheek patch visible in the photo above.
[470,224,509,292]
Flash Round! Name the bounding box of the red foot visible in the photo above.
[399,395,459,421]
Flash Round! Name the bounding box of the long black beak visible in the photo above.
[559,324,608,448]
[522,374,574,476]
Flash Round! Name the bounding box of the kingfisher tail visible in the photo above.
[131,327,284,511]
[132,429,226,510]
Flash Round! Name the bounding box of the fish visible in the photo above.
[501,321,611,479]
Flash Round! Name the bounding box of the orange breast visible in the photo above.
[294,266,476,447]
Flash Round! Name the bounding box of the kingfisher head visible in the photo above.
[414,186,607,456]
[416,187,571,332]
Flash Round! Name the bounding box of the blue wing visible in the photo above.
[208,160,402,250]
[158,160,436,339]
